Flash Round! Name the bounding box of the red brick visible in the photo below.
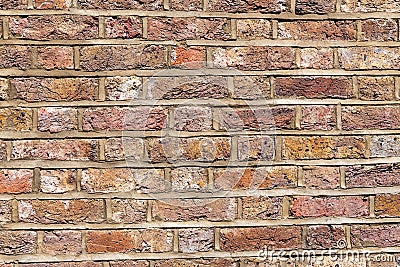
[237,19,271,40]
[11,139,98,161]
[0,0,27,9]
[170,0,202,10]
[0,46,32,69]
[358,76,395,101]
[290,196,369,218]
[351,225,400,247]
[242,196,282,219]
[171,46,206,69]
[213,47,295,70]
[152,198,237,221]
[77,0,162,9]
[155,259,235,267]
[105,76,142,100]
[0,200,12,222]
[148,18,231,41]
[171,167,208,192]
[300,48,334,69]
[9,16,98,40]
[361,19,397,41]
[0,169,32,194]
[342,106,400,130]
[0,231,36,254]
[40,169,76,193]
[306,225,346,249]
[12,78,98,102]
[339,47,400,70]
[18,199,105,224]
[104,137,144,161]
[0,108,32,131]
[105,16,142,39]
[110,261,149,267]
[341,0,400,12]
[179,228,214,252]
[80,45,167,71]
[375,194,400,217]
[208,0,286,12]
[220,226,301,251]
[274,77,354,99]
[86,230,173,253]
[110,199,147,223]
[37,46,74,70]
[38,107,77,133]
[174,106,212,131]
[0,78,9,100]
[238,136,275,161]
[345,164,400,188]
[279,21,355,40]
[295,0,335,14]
[233,76,270,100]
[33,0,72,9]
[301,105,336,130]
[43,230,82,255]
[303,166,340,189]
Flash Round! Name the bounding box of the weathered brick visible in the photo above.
[12,139,98,161]
[0,141,6,162]
[338,47,400,70]
[19,262,102,267]
[279,21,355,40]
[171,167,208,191]
[86,230,173,253]
[242,196,282,219]
[208,0,287,13]
[146,137,230,163]
[152,198,237,221]
[341,0,400,12]
[0,108,32,131]
[214,166,297,190]
[295,0,335,14]
[306,225,346,249]
[213,47,295,70]
[275,77,354,99]
[171,46,206,69]
[148,18,230,40]
[0,79,9,101]
[78,0,162,9]
[155,259,235,267]
[0,200,12,222]
[301,105,336,130]
[33,0,72,9]
[110,261,149,267]
[80,45,167,71]
[43,231,82,255]
[282,136,367,159]
[238,136,275,161]
[0,0,27,9]
[105,16,142,39]
[351,225,400,247]
[9,16,98,40]
[104,137,144,161]
[345,164,400,188]
[82,107,167,131]
[174,106,212,131]
[358,76,395,101]
[370,135,400,157]
[40,169,76,193]
[105,76,142,100]
[290,196,369,218]
[375,194,400,217]
[220,226,301,251]
[111,199,147,223]
[0,46,32,69]
[237,19,271,40]
[0,169,33,194]
[18,199,105,224]
[232,76,270,100]
[342,106,400,130]
[170,0,202,10]
[179,228,214,252]
[300,48,334,69]
[38,107,77,133]
[0,231,36,254]
[12,78,98,102]
[361,19,397,41]
[37,46,74,70]
[303,166,340,189]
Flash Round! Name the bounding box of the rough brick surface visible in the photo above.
[0,169,33,193]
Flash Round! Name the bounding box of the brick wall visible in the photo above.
[1,0,400,266]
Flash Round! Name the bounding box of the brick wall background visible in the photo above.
[1,0,400,266]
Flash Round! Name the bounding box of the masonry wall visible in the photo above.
[0,0,400,266]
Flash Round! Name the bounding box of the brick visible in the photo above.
[38,107,78,133]
[9,16,98,40]
[303,166,340,189]
[152,198,237,221]
[345,164,400,188]
[341,0,400,12]
[104,137,144,161]
[33,0,72,9]
[370,135,400,157]
[0,169,33,194]
[290,196,369,218]
[237,19,271,40]
[295,0,335,14]
[171,46,206,69]
[174,106,212,131]
[80,45,167,71]
[146,137,230,163]
[43,231,82,255]
[179,228,214,252]
[171,167,208,191]
[218,107,295,130]
[155,259,235,267]
[242,196,282,219]
[274,77,354,99]
[220,226,301,251]
[208,0,286,12]
[361,19,397,41]
[375,194,400,217]
[0,200,12,222]
[300,48,334,69]
[37,46,74,70]
[232,76,270,100]
[0,46,32,69]
[18,199,105,224]
[306,225,346,249]
[105,17,142,39]
[358,76,395,101]
[338,47,400,70]
[0,231,36,254]
[110,261,149,267]
[40,169,77,193]
[148,18,230,41]
[0,0,27,9]
[170,0,202,10]
[282,136,367,159]
[12,78,98,102]
[82,107,167,131]
[111,199,147,223]
[351,225,400,247]
[81,168,166,193]
[213,47,295,70]
[278,21,356,40]
[147,76,229,99]
[301,105,336,130]
[105,76,142,100]
[342,106,400,130]
[214,166,297,190]
[0,108,32,131]
[238,136,275,161]
[19,263,102,267]
[77,0,162,9]
[0,79,9,100]
[0,141,6,162]
[86,230,173,253]
[12,139,98,161]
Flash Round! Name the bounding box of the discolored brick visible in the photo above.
[43,231,82,255]
[306,225,346,249]
[232,76,270,100]
[242,196,282,219]
[341,0,400,12]
[370,135,400,157]
[174,106,212,131]
[300,48,334,69]
[104,137,144,161]
[351,225,400,247]
[33,0,72,9]
[155,259,235,267]
[338,47,400,70]
[301,105,336,130]
[38,107,77,133]
[170,0,202,10]
[375,194,400,217]
[179,228,214,253]
[342,106,400,130]
[208,0,287,13]
[105,76,142,100]
[358,76,395,100]
[237,19,271,40]
[170,167,208,191]
[77,0,162,9]
[111,199,147,223]
[0,231,36,254]
[0,79,9,101]
[0,200,12,222]
[0,0,27,9]
[303,166,340,189]
[238,136,275,161]
[0,108,32,131]
[39,169,76,193]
